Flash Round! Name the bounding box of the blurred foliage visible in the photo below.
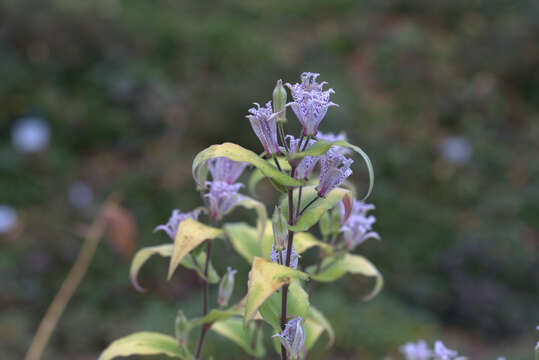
[1,0,538,359]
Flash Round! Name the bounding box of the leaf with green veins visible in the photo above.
[192,143,300,189]
[281,186,352,232]
[306,306,334,348]
[225,222,332,265]
[168,218,223,280]
[290,140,374,200]
[98,332,191,360]
[212,318,266,357]
[258,281,310,331]
[130,245,219,292]
[306,253,383,300]
[244,257,309,327]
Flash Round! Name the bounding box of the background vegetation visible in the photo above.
[1,0,538,359]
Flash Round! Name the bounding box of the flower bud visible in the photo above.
[272,317,305,360]
[174,310,189,347]
[217,267,237,307]
[319,212,331,238]
[272,206,287,250]
[273,79,287,123]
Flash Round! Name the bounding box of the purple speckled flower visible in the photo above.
[270,244,300,270]
[340,200,379,250]
[208,157,247,184]
[286,72,338,136]
[247,101,280,156]
[272,317,305,360]
[286,135,319,180]
[154,208,202,240]
[399,340,432,360]
[204,181,244,221]
[316,148,353,197]
[433,341,458,360]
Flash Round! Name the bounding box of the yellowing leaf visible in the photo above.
[130,244,172,292]
[130,245,219,292]
[244,257,309,327]
[291,140,374,200]
[192,143,300,189]
[307,253,383,300]
[98,332,191,360]
[168,218,223,280]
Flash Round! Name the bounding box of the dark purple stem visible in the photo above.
[195,240,212,359]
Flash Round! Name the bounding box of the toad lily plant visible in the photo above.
[99,73,381,360]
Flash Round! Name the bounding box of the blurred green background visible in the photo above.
[1,0,538,359]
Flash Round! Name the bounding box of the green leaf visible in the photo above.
[212,318,266,357]
[281,186,352,232]
[248,157,291,195]
[291,140,374,200]
[192,143,300,189]
[258,281,310,331]
[225,222,332,265]
[168,218,223,280]
[306,253,383,300]
[224,222,263,264]
[181,251,220,284]
[130,245,219,292]
[230,196,267,243]
[305,306,334,349]
[244,257,309,327]
[191,309,237,327]
[98,332,191,360]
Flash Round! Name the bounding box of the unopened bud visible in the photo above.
[319,212,331,238]
[273,79,287,123]
[218,267,237,307]
[175,310,189,346]
[272,206,287,250]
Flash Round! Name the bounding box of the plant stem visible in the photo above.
[280,182,296,360]
[195,239,212,359]
[295,186,303,220]
[25,206,107,360]
[273,156,283,172]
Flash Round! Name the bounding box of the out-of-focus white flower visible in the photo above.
[0,205,17,234]
[11,117,51,153]
[68,182,94,210]
[440,136,472,165]
[217,267,237,307]
[399,339,432,360]
[433,340,458,360]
